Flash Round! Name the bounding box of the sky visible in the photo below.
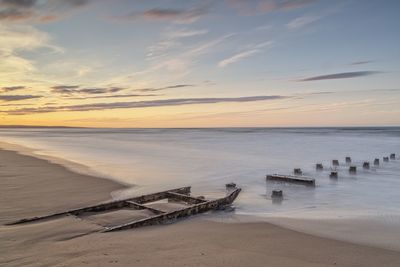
[0,0,399,127]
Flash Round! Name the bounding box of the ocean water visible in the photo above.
[1,127,399,221]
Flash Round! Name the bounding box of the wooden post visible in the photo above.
[363,162,370,169]
[345,157,351,163]
[374,158,379,166]
[316,163,323,171]
[294,168,302,175]
[349,166,357,174]
[329,171,338,178]
[332,160,339,166]
[383,157,389,162]
[390,153,396,160]
[271,190,283,198]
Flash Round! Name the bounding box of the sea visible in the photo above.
[1,127,400,248]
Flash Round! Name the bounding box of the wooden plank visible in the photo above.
[124,201,165,214]
[6,186,191,225]
[266,174,315,186]
[103,188,241,232]
[166,192,207,204]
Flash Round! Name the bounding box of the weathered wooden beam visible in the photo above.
[131,187,191,204]
[124,201,165,214]
[103,188,241,232]
[166,192,207,205]
[6,186,191,225]
[266,174,315,186]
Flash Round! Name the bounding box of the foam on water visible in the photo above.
[1,127,400,238]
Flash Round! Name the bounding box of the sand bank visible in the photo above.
[1,148,400,266]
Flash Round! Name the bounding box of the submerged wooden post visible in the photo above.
[363,162,370,169]
[271,190,283,198]
[349,166,357,174]
[383,157,389,162]
[332,160,339,166]
[329,171,338,179]
[390,153,396,160]
[374,158,380,166]
[316,163,323,171]
[345,157,351,164]
[225,182,237,190]
[294,168,302,175]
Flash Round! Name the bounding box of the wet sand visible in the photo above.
[1,148,400,267]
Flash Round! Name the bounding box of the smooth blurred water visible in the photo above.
[1,127,399,220]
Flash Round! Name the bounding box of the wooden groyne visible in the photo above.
[266,174,315,186]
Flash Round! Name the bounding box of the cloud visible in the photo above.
[78,87,124,94]
[298,71,380,81]
[0,94,41,101]
[135,84,194,92]
[227,0,315,15]
[51,85,80,94]
[1,0,37,8]
[287,15,320,29]
[51,85,124,94]
[114,7,207,24]
[162,84,194,89]
[7,95,288,115]
[166,29,208,38]
[0,0,92,23]
[219,50,258,67]
[1,85,25,92]
[218,41,272,67]
[68,94,160,100]
[349,60,373,66]
[0,24,62,83]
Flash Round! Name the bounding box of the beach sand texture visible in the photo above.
[1,148,400,267]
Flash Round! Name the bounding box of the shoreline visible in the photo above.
[0,141,133,190]
[1,141,400,252]
[1,148,400,266]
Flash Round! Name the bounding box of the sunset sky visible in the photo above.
[0,0,399,127]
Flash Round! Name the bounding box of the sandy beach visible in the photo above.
[1,148,400,267]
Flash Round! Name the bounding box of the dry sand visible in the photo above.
[1,148,400,267]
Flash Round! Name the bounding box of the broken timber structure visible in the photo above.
[6,186,241,232]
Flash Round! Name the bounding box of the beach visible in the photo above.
[1,147,400,266]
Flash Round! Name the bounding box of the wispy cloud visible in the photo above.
[349,60,373,66]
[166,29,208,38]
[135,84,194,92]
[227,0,315,15]
[0,24,62,84]
[51,85,124,94]
[0,94,42,101]
[218,41,272,67]
[0,0,92,23]
[68,94,160,100]
[287,15,320,29]
[298,71,381,81]
[114,7,207,24]
[1,85,26,92]
[7,95,288,115]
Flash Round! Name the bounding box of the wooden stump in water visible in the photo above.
[374,158,380,166]
[383,157,389,162]
[349,166,357,174]
[329,171,338,179]
[271,190,283,198]
[316,163,323,171]
[345,157,351,163]
[390,153,396,160]
[332,160,339,166]
[294,168,302,175]
[363,162,370,169]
